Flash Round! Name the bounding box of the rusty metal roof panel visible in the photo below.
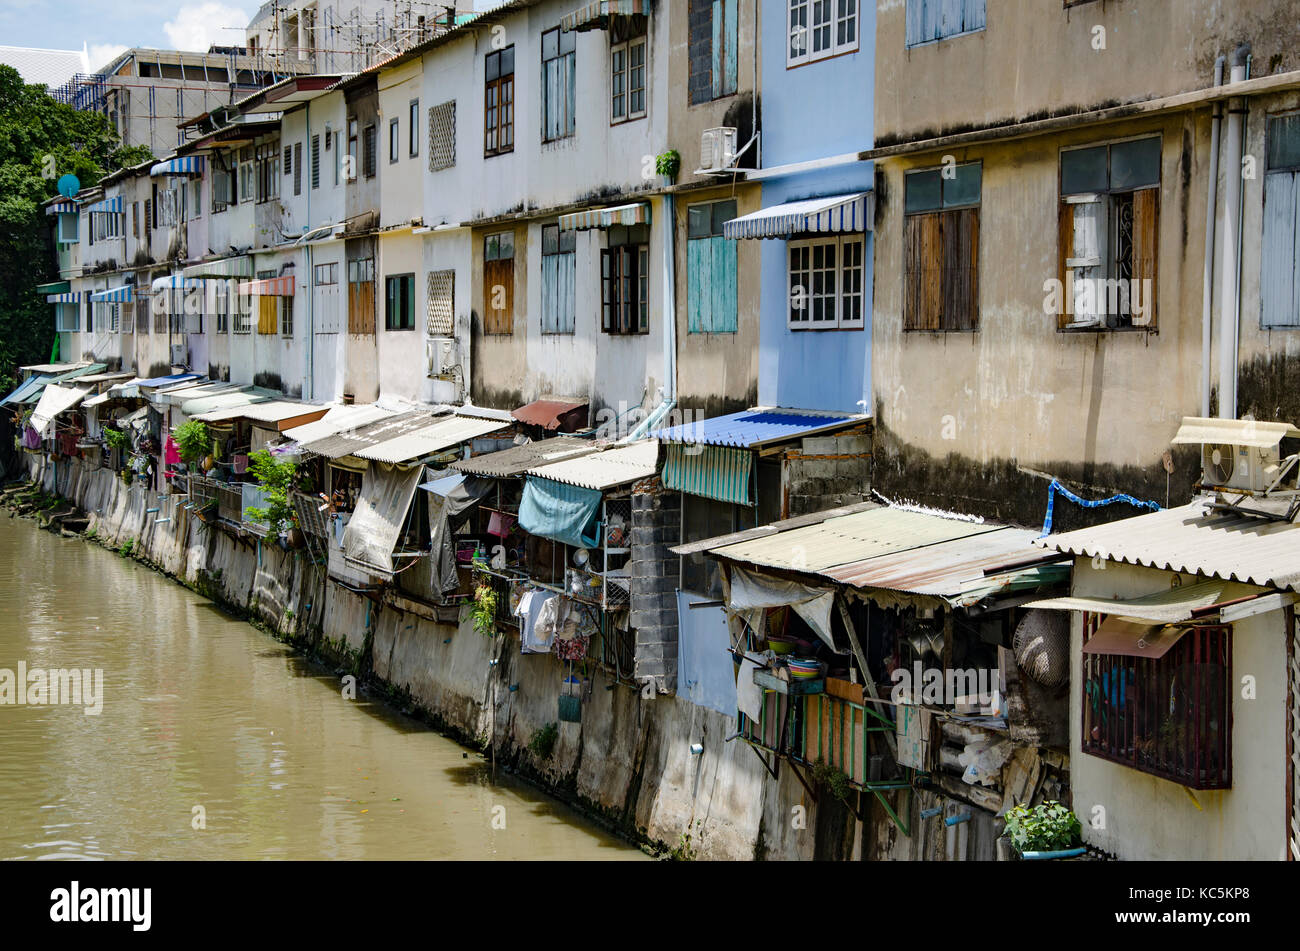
[824,527,1045,596]
[1034,498,1300,593]
[450,435,599,478]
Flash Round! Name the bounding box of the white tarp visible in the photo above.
[726,566,837,649]
[341,463,424,578]
[29,384,90,437]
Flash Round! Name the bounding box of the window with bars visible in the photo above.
[687,201,737,333]
[485,46,515,156]
[541,224,576,334]
[611,18,647,124]
[428,100,456,171]
[212,158,236,212]
[427,269,454,336]
[688,0,738,105]
[542,27,576,143]
[385,274,415,330]
[904,161,981,332]
[787,0,859,67]
[1080,612,1232,790]
[363,123,377,178]
[280,296,294,336]
[788,235,864,330]
[483,231,514,334]
[601,224,649,334]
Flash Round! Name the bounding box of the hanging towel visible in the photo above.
[517,590,557,654]
[164,434,181,465]
[736,652,767,722]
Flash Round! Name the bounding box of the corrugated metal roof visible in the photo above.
[354,415,510,464]
[296,409,436,459]
[193,400,327,426]
[1034,498,1300,593]
[1,375,52,407]
[1171,416,1300,448]
[525,439,659,490]
[282,403,395,445]
[1025,579,1263,624]
[511,398,588,430]
[181,389,275,417]
[671,501,879,556]
[652,407,864,447]
[19,361,93,374]
[450,436,599,477]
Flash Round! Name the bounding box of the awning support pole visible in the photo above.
[837,595,897,761]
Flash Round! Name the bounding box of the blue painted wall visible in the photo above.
[755,1,875,414]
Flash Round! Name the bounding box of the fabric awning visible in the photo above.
[90,285,134,303]
[663,443,753,506]
[728,566,838,650]
[36,281,71,294]
[183,256,254,280]
[1082,617,1191,659]
[558,202,650,232]
[420,472,468,497]
[47,292,82,303]
[238,275,295,296]
[561,0,650,31]
[86,196,123,215]
[511,398,588,431]
[150,156,205,177]
[152,274,205,292]
[518,476,602,548]
[723,193,872,239]
[29,384,90,437]
[45,200,78,215]
[342,463,425,578]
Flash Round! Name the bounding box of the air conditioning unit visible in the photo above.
[1172,416,1300,496]
[170,342,188,367]
[699,127,738,173]
[426,337,458,380]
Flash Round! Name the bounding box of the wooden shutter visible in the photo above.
[601,248,614,331]
[710,236,737,332]
[257,295,278,334]
[484,259,513,334]
[348,280,375,334]
[904,212,943,331]
[1056,201,1074,329]
[687,0,713,105]
[687,237,710,332]
[1131,188,1158,328]
[943,207,979,331]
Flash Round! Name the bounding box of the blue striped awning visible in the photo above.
[90,285,134,303]
[663,443,753,506]
[653,408,860,448]
[46,292,82,303]
[86,195,123,214]
[561,0,649,31]
[45,200,79,215]
[723,192,873,240]
[151,155,205,177]
[558,201,650,232]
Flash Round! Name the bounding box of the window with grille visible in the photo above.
[904,161,981,332]
[280,296,294,336]
[1080,613,1232,790]
[602,223,649,334]
[542,27,576,143]
[214,280,229,332]
[788,235,864,330]
[611,18,647,123]
[428,100,456,171]
[426,269,454,335]
[787,0,858,67]
[384,273,415,330]
[363,123,377,178]
[483,231,514,334]
[541,224,576,334]
[484,46,514,157]
[1057,136,1160,330]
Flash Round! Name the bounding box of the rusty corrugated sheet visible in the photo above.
[511,398,588,431]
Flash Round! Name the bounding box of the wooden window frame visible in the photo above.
[484,46,515,157]
[787,0,859,68]
[347,257,376,334]
[483,231,515,334]
[903,161,981,333]
[389,117,400,164]
[601,224,650,335]
[280,296,294,337]
[611,32,647,124]
[787,235,865,331]
[409,98,420,158]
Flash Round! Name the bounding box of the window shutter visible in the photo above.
[687,0,713,106]
[311,135,320,189]
[258,295,278,334]
[483,258,513,333]
[1131,188,1158,327]
[942,207,979,331]
[710,236,737,332]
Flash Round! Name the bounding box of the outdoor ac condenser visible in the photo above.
[426,337,458,380]
[1172,416,1300,496]
[699,127,737,173]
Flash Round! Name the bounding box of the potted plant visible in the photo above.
[656,148,681,185]
[243,449,300,543]
[1001,800,1086,860]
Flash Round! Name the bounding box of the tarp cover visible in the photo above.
[727,566,837,650]
[342,463,425,577]
[677,591,738,716]
[423,471,493,594]
[29,384,89,437]
[518,475,602,548]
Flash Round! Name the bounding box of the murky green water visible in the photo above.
[0,516,642,860]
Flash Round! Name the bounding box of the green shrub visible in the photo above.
[171,419,211,465]
[243,449,299,532]
[528,722,559,760]
[1002,800,1082,853]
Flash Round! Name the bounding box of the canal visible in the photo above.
[0,516,644,860]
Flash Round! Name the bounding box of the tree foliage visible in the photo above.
[0,65,154,392]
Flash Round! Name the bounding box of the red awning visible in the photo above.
[1082,617,1192,659]
[511,399,588,432]
[238,275,295,296]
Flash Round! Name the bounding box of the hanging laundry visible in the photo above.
[163,434,181,465]
[516,589,557,654]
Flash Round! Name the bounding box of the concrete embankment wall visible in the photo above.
[21,454,872,860]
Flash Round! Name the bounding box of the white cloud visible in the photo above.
[87,43,128,72]
[162,2,254,52]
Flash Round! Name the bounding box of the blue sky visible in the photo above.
[0,0,257,70]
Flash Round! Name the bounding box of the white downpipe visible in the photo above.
[1217,46,1250,419]
[1201,54,1225,417]
[625,192,677,441]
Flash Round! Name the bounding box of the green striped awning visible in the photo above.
[561,0,649,32]
[663,443,753,506]
[558,201,650,232]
